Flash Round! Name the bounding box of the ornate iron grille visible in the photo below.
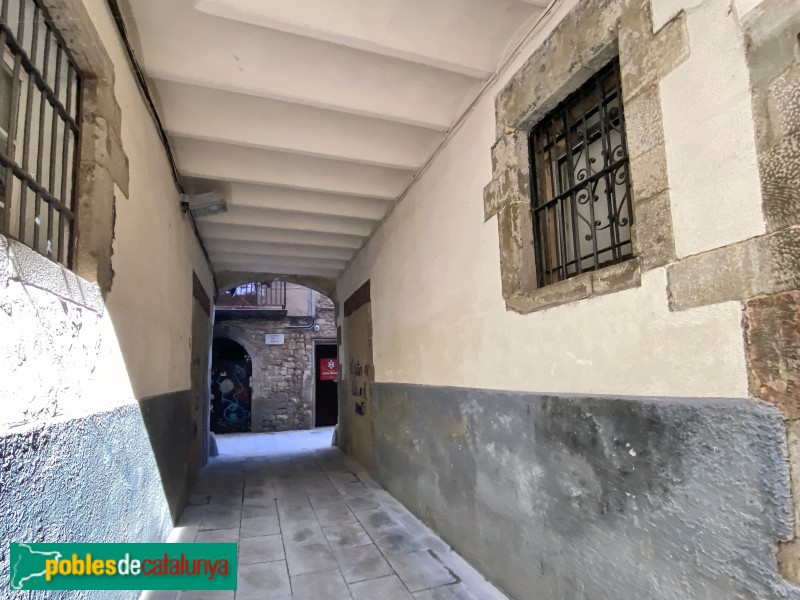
[0,0,81,266]
[529,60,632,287]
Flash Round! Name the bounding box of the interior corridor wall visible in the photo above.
[0,0,214,595]
[337,0,799,598]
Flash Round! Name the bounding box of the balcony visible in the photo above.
[215,281,287,321]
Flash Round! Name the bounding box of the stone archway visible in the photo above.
[213,280,339,433]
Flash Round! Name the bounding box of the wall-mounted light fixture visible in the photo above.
[181,191,227,218]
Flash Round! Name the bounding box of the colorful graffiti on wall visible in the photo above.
[210,338,252,433]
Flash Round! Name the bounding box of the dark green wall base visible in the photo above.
[370,383,797,600]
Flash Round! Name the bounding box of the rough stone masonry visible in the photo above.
[214,292,337,433]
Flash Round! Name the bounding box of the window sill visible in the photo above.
[505,258,641,314]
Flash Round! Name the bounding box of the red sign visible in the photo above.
[319,358,338,380]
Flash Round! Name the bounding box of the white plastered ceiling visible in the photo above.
[123,0,550,279]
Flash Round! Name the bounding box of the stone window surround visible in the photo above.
[5,0,129,302]
[483,0,689,314]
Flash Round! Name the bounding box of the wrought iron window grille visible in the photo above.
[0,0,81,266]
[529,59,633,288]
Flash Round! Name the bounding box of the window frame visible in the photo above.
[0,0,82,267]
[484,0,689,314]
[528,59,634,289]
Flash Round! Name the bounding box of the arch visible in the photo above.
[216,269,338,302]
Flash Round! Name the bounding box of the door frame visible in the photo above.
[312,338,338,428]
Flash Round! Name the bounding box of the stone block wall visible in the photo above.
[214,293,337,432]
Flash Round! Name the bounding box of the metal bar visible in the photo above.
[529,133,546,287]
[578,98,600,272]
[18,3,39,244]
[32,26,50,250]
[562,106,581,277]
[45,44,62,257]
[598,72,620,262]
[612,69,633,240]
[0,23,79,132]
[19,6,39,173]
[57,62,72,264]
[65,74,80,266]
[543,124,559,282]
[0,152,73,217]
[0,0,8,232]
[2,2,23,236]
[532,157,628,210]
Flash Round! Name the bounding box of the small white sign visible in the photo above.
[265,334,285,345]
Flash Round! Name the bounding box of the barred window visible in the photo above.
[529,59,632,287]
[0,0,80,266]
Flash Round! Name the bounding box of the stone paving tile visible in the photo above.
[241,516,280,538]
[242,504,276,518]
[323,521,372,550]
[308,491,346,510]
[195,528,239,544]
[239,534,285,565]
[350,574,415,599]
[356,507,401,534]
[372,525,426,556]
[314,502,357,527]
[242,495,276,508]
[291,569,351,599]
[285,541,338,576]
[345,493,382,513]
[413,583,479,600]
[281,521,325,546]
[387,550,458,593]
[236,561,291,599]
[334,543,394,584]
[276,502,315,523]
[169,429,508,600]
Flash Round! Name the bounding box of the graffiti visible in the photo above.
[349,358,371,411]
[211,357,252,433]
[354,402,366,416]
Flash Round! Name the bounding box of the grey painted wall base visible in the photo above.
[370,383,800,600]
[138,389,199,521]
[0,404,173,599]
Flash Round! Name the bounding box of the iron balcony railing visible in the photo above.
[216,281,287,310]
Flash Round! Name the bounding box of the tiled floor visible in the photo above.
[141,428,508,600]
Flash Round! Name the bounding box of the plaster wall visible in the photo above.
[659,0,765,258]
[81,0,215,399]
[0,0,214,587]
[341,301,375,469]
[338,0,756,399]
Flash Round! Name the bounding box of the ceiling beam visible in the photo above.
[174,137,413,199]
[203,239,356,262]
[196,222,366,249]
[155,80,442,170]
[222,183,391,221]
[210,251,348,271]
[132,0,480,130]
[212,261,343,278]
[194,0,542,78]
[198,206,376,237]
